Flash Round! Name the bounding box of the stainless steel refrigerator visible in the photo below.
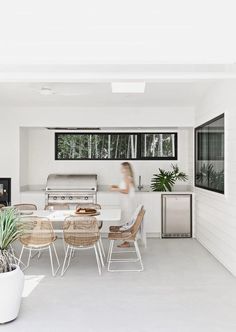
[161,194,192,238]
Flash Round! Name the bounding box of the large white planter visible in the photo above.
[0,264,24,323]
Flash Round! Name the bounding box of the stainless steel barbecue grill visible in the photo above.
[45,174,97,208]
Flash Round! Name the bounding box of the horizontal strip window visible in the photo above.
[195,114,224,194]
[55,132,178,161]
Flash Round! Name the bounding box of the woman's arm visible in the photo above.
[110,177,132,193]
[110,184,119,192]
[118,177,131,194]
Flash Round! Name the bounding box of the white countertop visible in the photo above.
[20,184,193,194]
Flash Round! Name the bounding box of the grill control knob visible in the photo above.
[53,196,57,200]
[85,196,88,200]
[61,196,65,200]
[69,196,73,200]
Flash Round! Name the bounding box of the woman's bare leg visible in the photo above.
[117,241,130,248]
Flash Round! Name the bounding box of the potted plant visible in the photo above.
[0,208,24,324]
[151,164,188,192]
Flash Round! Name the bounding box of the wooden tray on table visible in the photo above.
[72,208,100,217]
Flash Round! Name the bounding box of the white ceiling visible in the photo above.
[0,81,216,107]
[0,1,236,64]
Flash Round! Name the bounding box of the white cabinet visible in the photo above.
[98,191,162,236]
[137,193,162,235]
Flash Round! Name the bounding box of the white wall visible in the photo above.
[21,127,193,188]
[0,106,194,203]
[20,127,29,187]
[195,80,236,276]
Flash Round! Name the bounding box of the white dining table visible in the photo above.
[20,208,147,247]
[20,208,121,223]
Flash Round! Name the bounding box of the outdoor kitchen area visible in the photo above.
[1,1,236,330]
[18,125,193,238]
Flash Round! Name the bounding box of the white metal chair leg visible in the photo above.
[9,245,17,265]
[24,248,32,270]
[99,238,105,258]
[18,245,25,267]
[48,246,54,276]
[94,245,101,275]
[31,251,40,259]
[61,246,73,276]
[97,242,104,267]
[67,247,73,269]
[48,244,60,277]
[20,247,32,271]
[107,240,114,271]
[61,245,70,276]
[134,240,144,271]
[108,240,144,272]
[107,240,113,264]
[52,243,60,270]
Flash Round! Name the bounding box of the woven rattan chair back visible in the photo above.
[45,204,70,210]
[75,203,101,210]
[128,208,145,240]
[20,217,56,247]
[14,203,37,211]
[63,216,99,247]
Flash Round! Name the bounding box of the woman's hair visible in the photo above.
[121,162,135,185]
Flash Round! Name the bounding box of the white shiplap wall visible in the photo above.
[195,80,236,275]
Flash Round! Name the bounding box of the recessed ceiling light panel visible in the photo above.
[40,86,54,95]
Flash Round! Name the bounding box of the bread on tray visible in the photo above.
[75,207,97,215]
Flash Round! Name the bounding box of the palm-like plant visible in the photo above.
[0,208,24,273]
[171,164,188,182]
[151,164,188,192]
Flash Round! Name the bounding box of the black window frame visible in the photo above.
[194,114,224,194]
[55,132,178,161]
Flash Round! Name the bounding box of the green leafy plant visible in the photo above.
[0,208,24,273]
[151,164,188,192]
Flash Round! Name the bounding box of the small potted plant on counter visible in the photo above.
[0,208,24,324]
[151,164,188,192]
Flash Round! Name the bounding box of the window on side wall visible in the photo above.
[195,114,224,194]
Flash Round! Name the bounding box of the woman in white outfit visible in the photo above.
[110,162,136,248]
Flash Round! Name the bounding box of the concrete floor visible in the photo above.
[3,239,236,332]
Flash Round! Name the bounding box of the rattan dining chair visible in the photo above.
[75,203,105,258]
[61,216,103,276]
[18,217,60,276]
[14,203,37,211]
[45,204,70,210]
[107,207,145,272]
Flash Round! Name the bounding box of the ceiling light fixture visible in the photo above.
[40,86,54,95]
[111,82,146,93]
